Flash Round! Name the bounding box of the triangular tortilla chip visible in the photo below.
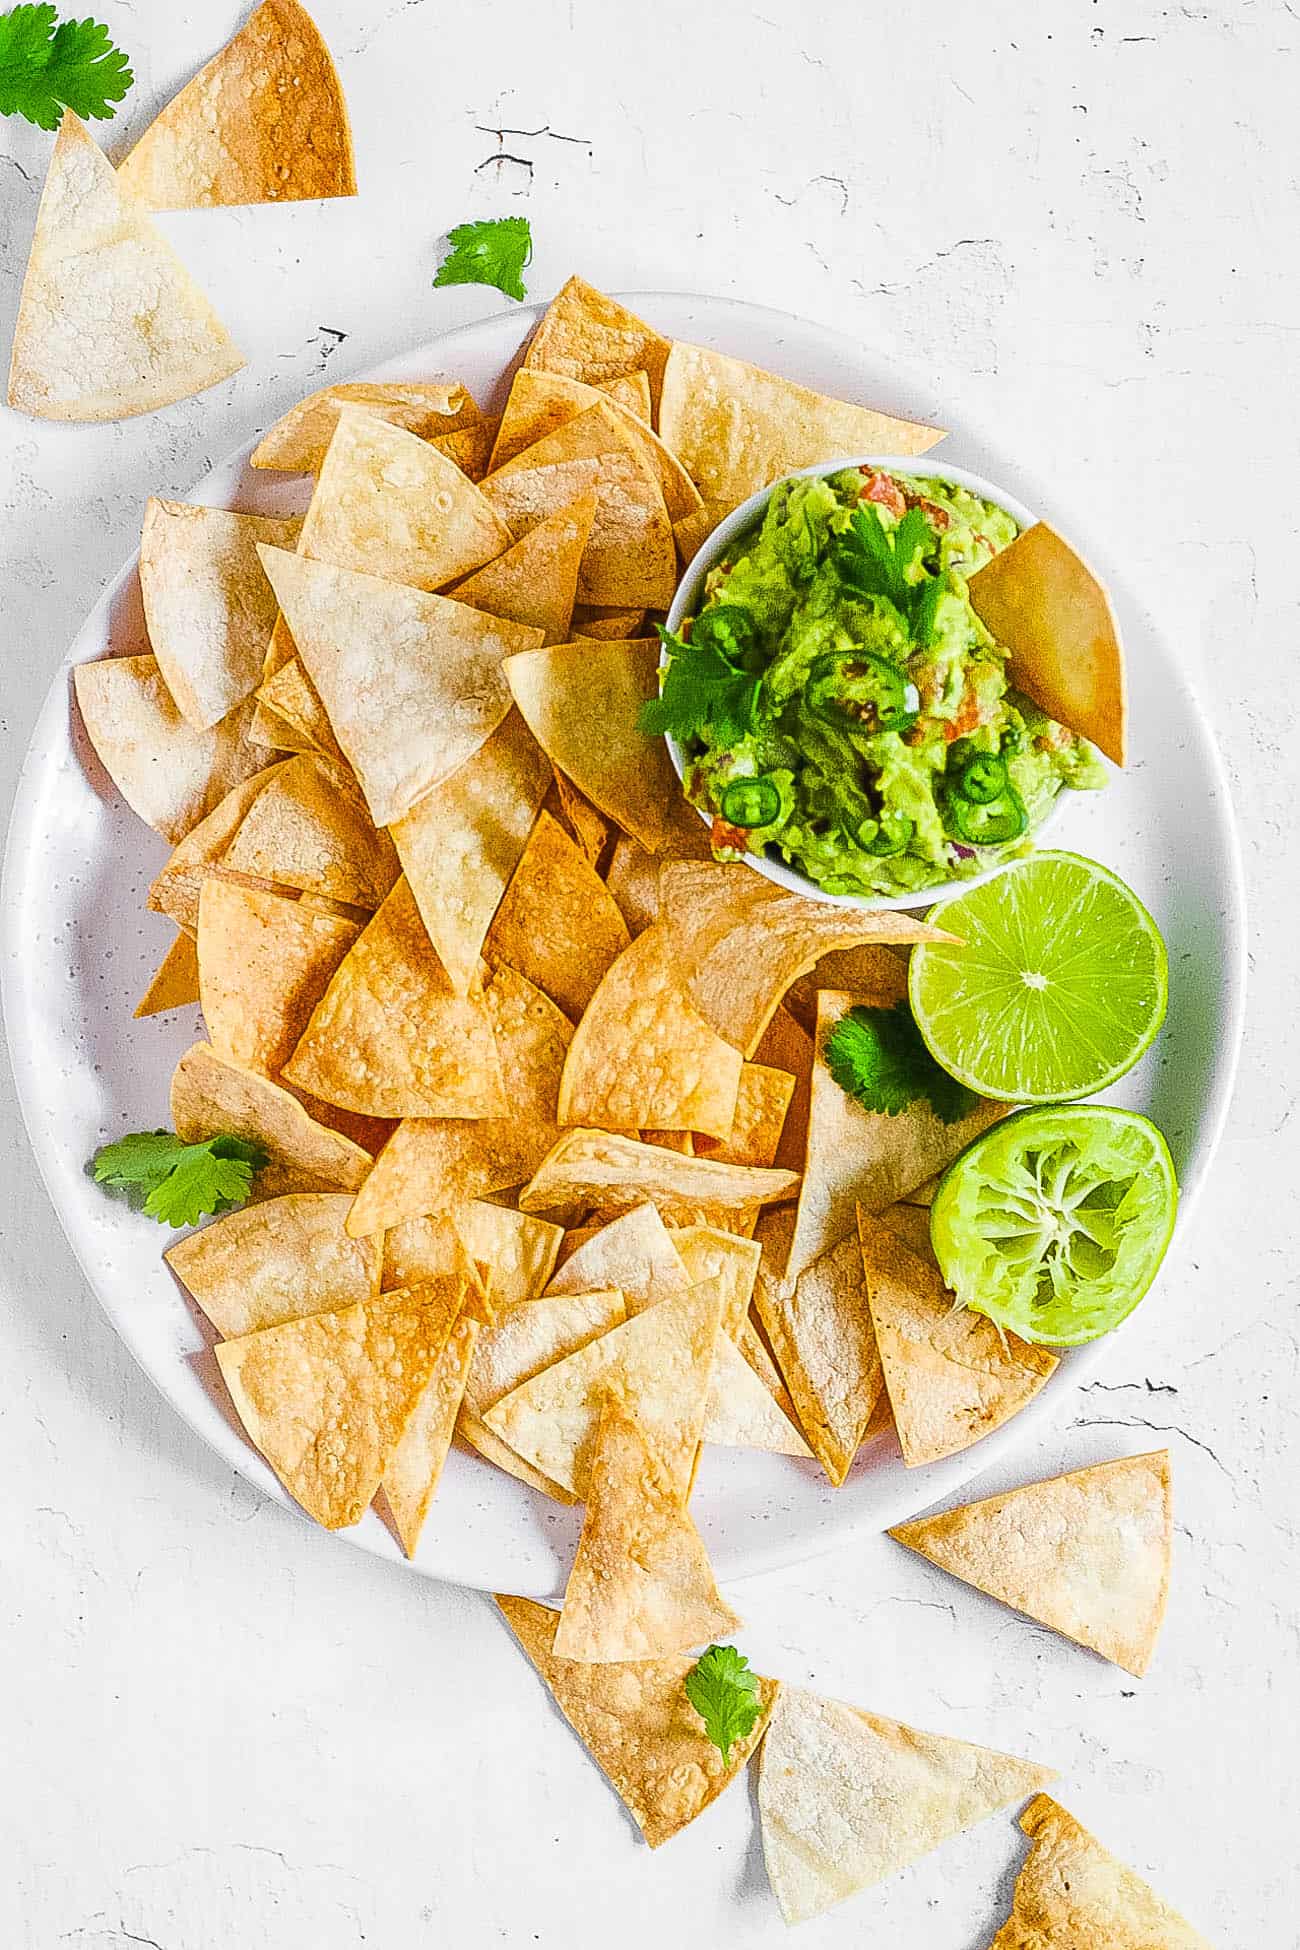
[388,709,551,995]
[490,369,701,520]
[570,604,648,640]
[460,1410,577,1502]
[346,964,574,1235]
[548,772,612,867]
[74,656,264,844]
[251,380,479,472]
[519,1129,798,1226]
[172,1041,372,1197]
[165,1191,380,1337]
[673,503,726,565]
[384,1203,562,1307]
[558,922,743,1139]
[735,1315,805,1432]
[139,501,302,729]
[220,752,399,909]
[543,1204,689,1316]
[483,404,677,609]
[197,877,361,1074]
[695,1061,795,1169]
[484,1276,726,1496]
[216,1279,464,1527]
[877,1198,936,1260]
[134,929,200,1017]
[450,495,594,645]
[601,370,651,421]
[779,940,910,1036]
[464,1289,626,1423]
[8,112,243,420]
[148,764,284,931]
[254,653,346,765]
[758,1684,1053,1925]
[990,1795,1211,1949]
[431,417,499,481]
[667,1225,760,1336]
[702,1335,811,1456]
[554,1399,740,1661]
[890,1452,1172,1676]
[282,878,504,1119]
[967,521,1127,765]
[380,1313,478,1555]
[786,990,1005,1281]
[497,1594,778,1846]
[258,543,543,825]
[116,0,355,209]
[484,809,629,1020]
[659,341,944,512]
[523,277,671,405]
[752,1004,813,1174]
[858,1212,1057,1467]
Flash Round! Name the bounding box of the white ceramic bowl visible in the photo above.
[663,455,1068,912]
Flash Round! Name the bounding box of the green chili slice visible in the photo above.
[949,786,1029,846]
[862,811,915,857]
[720,775,781,829]
[805,650,916,734]
[955,752,1009,805]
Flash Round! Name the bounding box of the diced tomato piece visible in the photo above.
[858,470,906,517]
[904,490,951,531]
[710,816,751,854]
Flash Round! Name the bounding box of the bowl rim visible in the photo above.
[661,453,1065,912]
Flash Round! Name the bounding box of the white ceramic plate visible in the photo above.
[1,294,1246,1599]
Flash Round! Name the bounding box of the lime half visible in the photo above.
[931,1105,1178,1345]
[909,852,1168,1103]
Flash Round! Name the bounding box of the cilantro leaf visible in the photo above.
[824,1000,979,1125]
[0,6,133,130]
[831,501,945,645]
[434,217,532,303]
[92,1129,265,1228]
[684,1644,763,1763]
[639,624,761,746]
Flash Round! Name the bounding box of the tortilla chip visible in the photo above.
[220,752,400,909]
[252,380,479,472]
[257,544,543,826]
[457,1409,576,1500]
[483,810,629,1021]
[523,277,671,405]
[380,1313,478,1555]
[431,417,499,482]
[669,1225,760,1336]
[735,1314,805,1431]
[967,521,1127,766]
[282,878,504,1119]
[147,765,284,931]
[346,964,573,1235]
[134,929,200,1016]
[165,1191,380,1337]
[758,1684,1053,1926]
[8,112,243,420]
[877,1198,936,1260]
[451,495,594,646]
[197,876,360,1073]
[696,1062,794,1169]
[74,657,264,845]
[659,861,959,1057]
[570,605,648,640]
[116,0,354,209]
[172,1041,372,1197]
[465,1288,626,1425]
[858,1213,1057,1468]
[549,772,611,866]
[890,1452,1172,1676]
[484,1276,725,1496]
[559,922,742,1139]
[300,404,511,590]
[138,502,302,730]
[505,640,696,856]
[786,990,1005,1280]
[702,1334,812,1456]
[386,711,550,998]
[780,941,909,1035]
[254,654,347,766]
[554,1399,740,1662]
[751,1005,813,1174]
[519,1129,798,1226]
[483,404,677,609]
[903,1171,941,1206]
[990,1795,1211,1949]
[659,341,945,512]
[490,369,701,521]
[603,836,660,937]
[673,504,726,565]
[544,1204,689,1316]
[384,1204,562,1309]
[215,1279,464,1527]
[600,370,651,420]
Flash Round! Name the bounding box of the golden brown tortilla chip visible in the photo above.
[695,1062,794,1168]
[968,521,1127,766]
[858,1212,1057,1468]
[388,709,551,994]
[543,1204,689,1316]
[558,922,743,1138]
[139,501,302,730]
[74,657,264,845]
[216,1279,464,1528]
[282,878,505,1119]
[877,1199,937,1260]
[431,417,499,482]
[220,752,400,909]
[134,929,200,1017]
[197,876,361,1073]
[251,381,479,472]
[505,639,690,853]
[459,1410,577,1501]
[758,1684,1053,1926]
[702,1334,812,1456]
[570,605,648,640]
[659,861,959,1057]
[380,1313,478,1555]
[116,0,355,210]
[890,1452,1172,1676]
[670,1225,761,1336]
[147,764,284,933]
[779,941,909,1035]
[384,1203,562,1307]
[172,1040,372,1197]
[751,1005,813,1174]
[490,369,701,521]
[254,654,347,767]
[659,341,945,512]
[450,495,595,646]
[735,1314,805,1431]
[549,771,612,866]
[8,112,243,420]
[523,277,671,405]
[165,1191,380,1337]
[601,370,651,420]
[554,1399,741,1662]
[989,1795,1211,1949]
[464,1288,626,1424]
[673,503,727,565]
[519,1129,798,1225]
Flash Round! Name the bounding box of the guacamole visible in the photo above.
[666,467,1106,898]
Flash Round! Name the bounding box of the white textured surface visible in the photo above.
[0,2,1291,1944]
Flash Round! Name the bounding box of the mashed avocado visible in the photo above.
[672,467,1106,897]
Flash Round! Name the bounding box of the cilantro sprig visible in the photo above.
[92,1129,266,1228]
[434,217,532,303]
[0,5,132,129]
[640,609,762,747]
[684,1644,763,1763]
[831,503,944,646]
[825,1000,979,1125]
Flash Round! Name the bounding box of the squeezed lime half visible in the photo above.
[909,852,1168,1103]
[930,1105,1178,1345]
